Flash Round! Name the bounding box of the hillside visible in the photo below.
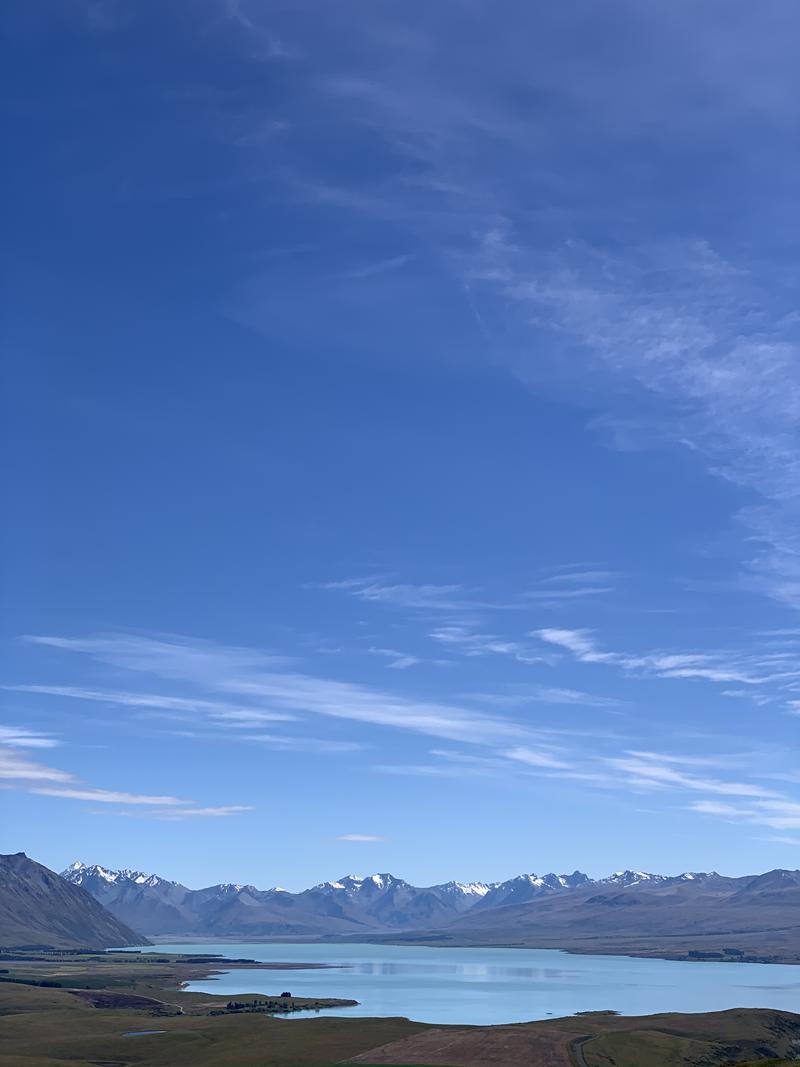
[0,853,148,949]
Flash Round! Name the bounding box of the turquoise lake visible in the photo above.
[152,942,800,1025]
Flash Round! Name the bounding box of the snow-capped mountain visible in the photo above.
[64,861,782,942]
[471,870,590,911]
[599,870,667,888]
[431,880,494,913]
[62,862,193,935]
[65,862,179,893]
[61,862,596,935]
[58,861,800,950]
[299,872,488,928]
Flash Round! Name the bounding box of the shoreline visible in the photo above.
[144,934,800,968]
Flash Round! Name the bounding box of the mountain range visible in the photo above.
[62,862,541,936]
[436,867,800,959]
[4,855,800,961]
[61,861,798,951]
[0,853,146,949]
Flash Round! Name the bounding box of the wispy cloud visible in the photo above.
[0,722,251,817]
[24,633,538,746]
[242,734,365,753]
[464,684,622,709]
[343,254,413,280]
[24,634,292,676]
[138,805,254,820]
[502,746,571,770]
[6,684,295,723]
[469,233,800,610]
[524,587,614,602]
[265,8,800,616]
[0,746,73,782]
[606,752,779,800]
[523,569,617,604]
[429,625,545,664]
[691,797,800,832]
[31,786,187,805]
[0,725,60,749]
[221,0,300,61]
[534,628,790,685]
[540,569,619,586]
[367,647,423,670]
[372,762,487,779]
[335,833,385,842]
[318,578,517,612]
[22,631,800,836]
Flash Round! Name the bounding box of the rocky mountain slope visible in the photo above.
[0,853,147,949]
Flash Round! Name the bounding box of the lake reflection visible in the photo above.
[151,941,800,1026]
[344,961,576,978]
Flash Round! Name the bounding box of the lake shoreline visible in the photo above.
[153,940,800,1027]
[146,933,800,968]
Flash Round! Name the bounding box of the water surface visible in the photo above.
[152,941,800,1025]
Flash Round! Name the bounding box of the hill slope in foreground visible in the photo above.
[348,1008,800,1067]
[0,852,146,949]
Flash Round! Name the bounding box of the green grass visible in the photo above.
[582,1029,732,1066]
[0,997,428,1066]
[576,1008,800,1067]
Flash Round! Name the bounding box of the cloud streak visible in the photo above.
[0,725,60,749]
[534,628,796,686]
[6,684,295,723]
[20,630,800,840]
[25,633,539,746]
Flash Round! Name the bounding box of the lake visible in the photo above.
[152,942,800,1025]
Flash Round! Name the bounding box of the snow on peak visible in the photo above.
[91,864,119,883]
[453,881,491,896]
[524,873,547,886]
[61,862,168,887]
[317,872,401,894]
[603,870,664,887]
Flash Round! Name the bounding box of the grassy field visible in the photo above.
[0,950,431,1066]
[2,950,800,1066]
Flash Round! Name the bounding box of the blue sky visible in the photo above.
[3,0,800,890]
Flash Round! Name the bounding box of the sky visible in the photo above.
[3,0,800,891]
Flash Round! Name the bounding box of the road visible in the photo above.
[570,1035,592,1067]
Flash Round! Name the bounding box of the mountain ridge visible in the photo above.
[0,853,147,949]
[61,860,792,946]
